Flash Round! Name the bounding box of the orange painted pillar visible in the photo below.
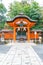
[27,28,30,42]
[13,28,16,41]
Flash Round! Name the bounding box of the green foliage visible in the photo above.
[8,1,40,19]
[8,1,42,30]
[0,3,7,29]
[8,2,22,18]
[0,3,7,14]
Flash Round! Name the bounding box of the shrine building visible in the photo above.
[0,13,42,42]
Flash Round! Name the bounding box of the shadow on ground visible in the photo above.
[0,45,11,54]
[32,44,43,62]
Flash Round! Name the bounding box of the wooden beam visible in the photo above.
[13,28,16,41]
[27,28,30,42]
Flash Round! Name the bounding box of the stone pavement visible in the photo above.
[0,42,42,65]
[32,44,43,62]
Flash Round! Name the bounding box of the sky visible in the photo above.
[2,0,43,10]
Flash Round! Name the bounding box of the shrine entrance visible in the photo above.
[15,20,28,40]
[16,27,27,40]
[7,13,36,42]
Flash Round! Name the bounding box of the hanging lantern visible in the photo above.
[17,28,20,31]
[23,28,26,31]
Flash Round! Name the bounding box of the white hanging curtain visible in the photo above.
[16,21,27,25]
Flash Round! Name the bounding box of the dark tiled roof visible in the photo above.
[7,13,37,23]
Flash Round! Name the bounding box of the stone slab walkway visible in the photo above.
[0,43,42,65]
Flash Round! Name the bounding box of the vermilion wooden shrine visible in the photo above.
[0,13,40,42]
[7,13,37,41]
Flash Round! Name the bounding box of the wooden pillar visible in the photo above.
[13,28,16,41]
[27,28,30,42]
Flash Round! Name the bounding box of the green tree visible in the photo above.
[0,3,7,29]
[8,1,42,30]
[8,1,41,20]
[8,2,22,18]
